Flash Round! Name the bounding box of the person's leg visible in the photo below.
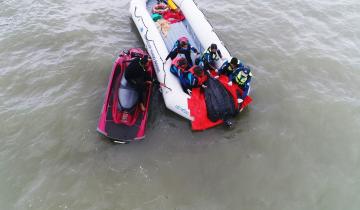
[185,52,193,67]
[178,72,189,92]
[132,78,147,112]
[170,66,180,77]
[241,85,249,99]
[137,83,147,112]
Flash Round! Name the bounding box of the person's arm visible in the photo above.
[124,58,140,81]
[241,84,250,99]
[197,74,208,88]
[165,47,178,61]
[190,46,199,54]
[218,61,228,75]
[203,53,210,65]
[246,75,252,84]
[217,49,223,59]
[202,77,209,88]
[165,53,171,61]
[165,42,179,61]
[144,69,152,82]
[208,63,217,71]
[229,73,234,82]
[206,54,217,70]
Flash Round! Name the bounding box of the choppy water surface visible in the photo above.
[1,0,360,209]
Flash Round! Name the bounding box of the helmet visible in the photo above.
[242,66,251,75]
[179,37,188,47]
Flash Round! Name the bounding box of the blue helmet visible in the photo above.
[242,66,251,75]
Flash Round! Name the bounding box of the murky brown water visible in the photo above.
[1,0,360,209]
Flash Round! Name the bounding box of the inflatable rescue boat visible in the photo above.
[130,0,252,130]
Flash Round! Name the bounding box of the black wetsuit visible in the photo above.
[165,40,198,66]
[124,58,151,104]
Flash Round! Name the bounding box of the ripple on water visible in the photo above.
[1,0,360,209]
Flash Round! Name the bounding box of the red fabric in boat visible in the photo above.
[189,72,253,131]
[188,88,223,131]
[163,10,185,24]
[212,71,253,110]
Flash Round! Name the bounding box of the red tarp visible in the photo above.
[188,74,252,131]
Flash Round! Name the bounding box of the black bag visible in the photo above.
[204,78,236,122]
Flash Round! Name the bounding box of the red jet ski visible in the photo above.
[97,48,154,143]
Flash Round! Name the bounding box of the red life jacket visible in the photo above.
[189,66,208,86]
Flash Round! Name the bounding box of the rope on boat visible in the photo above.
[134,6,172,92]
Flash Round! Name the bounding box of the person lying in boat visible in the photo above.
[229,65,252,103]
[200,43,223,71]
[124,55,152,112]
[170,58,208,94]
[165,37,199,67]
[216,57,244,79]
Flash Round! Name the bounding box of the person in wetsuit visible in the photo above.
[165,36,199,67]
[124,55,152,111]
[200,43,223,71]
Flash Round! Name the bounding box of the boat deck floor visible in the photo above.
[146,0,203,53]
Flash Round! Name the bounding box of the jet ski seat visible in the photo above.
[118,76,139,110]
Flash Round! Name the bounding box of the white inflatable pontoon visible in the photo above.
[130,0,238,125]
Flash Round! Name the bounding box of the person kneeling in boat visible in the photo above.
[170,58,208,94]
[170,57,189,77]
[200,43,223,72]
[180,66,208,95]
[124,55,152,112]
[229,65,252,104]
[165,37,199,67]
[170,57,192,93]
[190,65,208,88]
[216,57,244,79]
